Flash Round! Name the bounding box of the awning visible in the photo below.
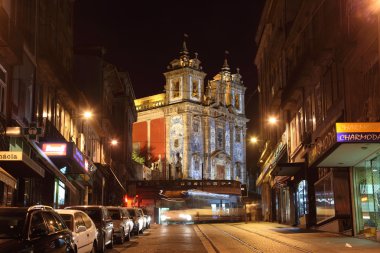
[0,151,45,177]
[271,162,304,176]
[0,167,17,189]
[256,143,287,186]
[29,141,77,194]
[317,143,380,167]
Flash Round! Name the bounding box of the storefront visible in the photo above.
[352,156,379,239]
[0,167,17,206]
[256,133,288,222]
[40,142,96,206]
[310,122,380,240]
[0,137,77,207]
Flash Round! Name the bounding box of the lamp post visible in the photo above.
[81,111,93,133]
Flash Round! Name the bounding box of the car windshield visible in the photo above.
[59,214,74,230]
[67,207,102,223]
[108,209,121,220]
[0,210,26,239]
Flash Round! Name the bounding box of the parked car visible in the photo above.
[120,207,134,237]
[141,207,152,229]
[137,208,147,229]
[65,205,113,253]
[56,209,97,253]
[126,207,144,235]
[0,205,75,253]
[106,206,132,243]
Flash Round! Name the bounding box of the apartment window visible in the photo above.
[315,83,323,127]
[305,95,313,133]
[0,65,6,115]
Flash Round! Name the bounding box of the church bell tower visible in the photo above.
[164,36,206,104]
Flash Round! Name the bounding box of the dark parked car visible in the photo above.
[106,206,132,244]
[0,205,75,253]
[65,205,113,253]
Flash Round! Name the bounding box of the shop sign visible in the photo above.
[73,146,85,170]
[41,143,67,156]
[336,122,380,143]
[309,125,336,166]
[0,151,22,161]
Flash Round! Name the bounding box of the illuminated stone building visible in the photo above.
[255,0,380,241]
[131,42,248,219]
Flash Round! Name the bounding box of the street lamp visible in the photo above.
[111,139,118,146]
[83,111,93,119]
[250,136,258,144]
[268,116,278,125]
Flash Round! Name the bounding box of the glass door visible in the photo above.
[353,156,380,238]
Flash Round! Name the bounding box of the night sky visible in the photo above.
[74,0,265,174]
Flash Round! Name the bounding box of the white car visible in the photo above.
[127,208,144,235]
[56,209,97,253]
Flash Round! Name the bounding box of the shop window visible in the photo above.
[53,179,65,208]
[353,157,380,238]
[315,172,335,223]
[297,180,308,218]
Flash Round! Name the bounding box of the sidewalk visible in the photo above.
[236,222,380,252]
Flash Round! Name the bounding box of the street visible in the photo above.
[109,222,380,253]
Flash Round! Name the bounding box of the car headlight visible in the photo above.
[179,213,192,221]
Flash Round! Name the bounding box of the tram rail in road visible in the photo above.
[195,223,313,253]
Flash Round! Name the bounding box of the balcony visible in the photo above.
[134,180,242,195]
[0,9,22,65]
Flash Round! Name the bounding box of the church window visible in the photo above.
[235,93,240,110]
[193,121,199,132]
[235,128,241,143]
[172,80,180,98]
[192,80,199,98]
[217,128,223,149]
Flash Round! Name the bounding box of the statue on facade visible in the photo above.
[175,152,183,179]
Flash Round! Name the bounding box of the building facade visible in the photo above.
[0,0,136,208]
[255,0,380,241]
[131,42,248,221]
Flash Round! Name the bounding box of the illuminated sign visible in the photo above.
[336,123,380,143]
[0,151,23,161]
[42,143,67,156]
[84,159,89,172]
[73,146,85,169]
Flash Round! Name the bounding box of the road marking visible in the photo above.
[194,225,218,253]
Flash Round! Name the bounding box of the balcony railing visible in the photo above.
[134,179,242,195]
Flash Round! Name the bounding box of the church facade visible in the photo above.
[132,42,248,186]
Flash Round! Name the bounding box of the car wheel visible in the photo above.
[106,232,114,249]
[90,242,97,253]
[119,229,125,244]
[126,229,131,241]
[98,237,105,253]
